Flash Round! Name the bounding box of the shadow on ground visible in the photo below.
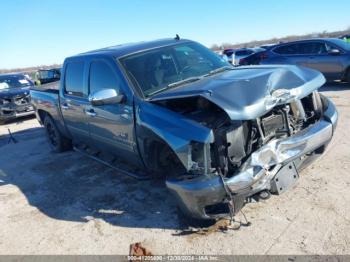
[0,127,183,230]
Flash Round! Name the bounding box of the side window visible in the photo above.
[65,62,84,97]
[326,42,341,52]
[298,43,315,54]
[89,61,119,95]
[273,44,299,55]
[311,42,327,54]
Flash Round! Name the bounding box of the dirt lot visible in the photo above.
[0,83,349,255]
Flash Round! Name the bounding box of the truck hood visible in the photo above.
[150,65,325,120]
[0,87,31,99]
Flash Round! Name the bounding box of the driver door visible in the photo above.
[86,59,137,160]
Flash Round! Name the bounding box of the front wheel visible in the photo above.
[346,69,350,84]
[44,115,71,152]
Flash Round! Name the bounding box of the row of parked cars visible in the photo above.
[220,38,350,82]
[0,68,61,123]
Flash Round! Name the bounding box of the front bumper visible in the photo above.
[166,97,338,220]
[0,104,35,121]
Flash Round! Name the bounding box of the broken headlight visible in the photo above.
[189,142,211,174]
[0,98,10,106]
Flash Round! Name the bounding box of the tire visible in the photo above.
[44,115,71,153]
[346,69,350,83]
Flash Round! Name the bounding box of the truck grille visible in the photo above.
[13,95,30,105]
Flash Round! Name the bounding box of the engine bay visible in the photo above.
[154,91,323,178]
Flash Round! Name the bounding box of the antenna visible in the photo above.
[174,34,180,40]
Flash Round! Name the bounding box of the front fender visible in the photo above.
[135,100,214,170]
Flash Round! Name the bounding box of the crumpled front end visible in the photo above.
[0,93,34,121]
[166,95,338,220]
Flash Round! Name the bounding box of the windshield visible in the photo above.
[0,75,32,90]
[120,42,230,97]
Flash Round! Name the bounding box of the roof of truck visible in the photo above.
[72,38,192,59]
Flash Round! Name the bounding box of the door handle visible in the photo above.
[85,108,97,117]
[61,103,70,110]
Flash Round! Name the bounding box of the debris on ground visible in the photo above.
[129,242,152,259]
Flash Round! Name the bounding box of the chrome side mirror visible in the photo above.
[328,49,341,55]
[88,89,125,106]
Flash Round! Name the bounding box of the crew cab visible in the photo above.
[31,38,338,223]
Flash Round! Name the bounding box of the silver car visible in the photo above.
[261,38,350,82]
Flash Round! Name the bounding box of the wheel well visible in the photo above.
[346,66,350,76]
[37,110,48,124]
[143,138,185,175]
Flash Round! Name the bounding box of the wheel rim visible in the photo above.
[46,122,58,147]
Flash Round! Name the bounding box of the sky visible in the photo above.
[1,0,350,69]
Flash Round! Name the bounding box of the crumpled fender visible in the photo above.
[135,100,214,169]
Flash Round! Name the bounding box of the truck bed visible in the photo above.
[31,81,60,94]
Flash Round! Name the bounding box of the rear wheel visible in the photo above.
[44,115,71,152]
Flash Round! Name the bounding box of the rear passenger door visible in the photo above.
[86,59,137,160]
[60,61,90,142]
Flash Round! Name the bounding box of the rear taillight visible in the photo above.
[260,52,268,59]
[239,58,246,65]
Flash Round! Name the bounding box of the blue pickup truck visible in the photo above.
[31,38,338,224]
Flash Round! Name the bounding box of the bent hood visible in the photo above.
[0,87,31,99]
[150,65,325,120]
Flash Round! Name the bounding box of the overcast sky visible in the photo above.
[1,0,350,69]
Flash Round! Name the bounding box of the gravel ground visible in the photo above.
[0,83,349,255]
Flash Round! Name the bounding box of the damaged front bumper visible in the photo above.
[0,104,35,122]
[166,97,338,220]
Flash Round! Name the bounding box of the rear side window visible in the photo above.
[89,61,119,95]
[236,50,253,56]
[64,62,84,97]
[273,44,299,55]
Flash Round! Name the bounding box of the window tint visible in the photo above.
[89,61,119,95]
[273,44,299,55]
[298,43,314,54]
[65,62,84,97]
[236,50,253,56]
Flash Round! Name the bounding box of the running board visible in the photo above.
[73,146,150,180]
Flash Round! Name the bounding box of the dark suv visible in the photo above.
[260,38,350,82]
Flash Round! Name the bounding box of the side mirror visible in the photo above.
[328,49,341,55]
[88,89,125,106]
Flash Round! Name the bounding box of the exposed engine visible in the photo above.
[155,91,323,178]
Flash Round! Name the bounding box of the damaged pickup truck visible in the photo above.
[31,38,338,222]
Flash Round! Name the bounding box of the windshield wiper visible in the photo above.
[147,77,202,97]
[167,76,202,88]
[205,66,234,76]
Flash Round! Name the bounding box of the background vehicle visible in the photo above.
[35,68,61,85]
[223,48,256,65]
[260,38,350,82]
[30,38,337,224]
[340,34,350,43]
[237,48,267,66]
[0,73,34,124]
